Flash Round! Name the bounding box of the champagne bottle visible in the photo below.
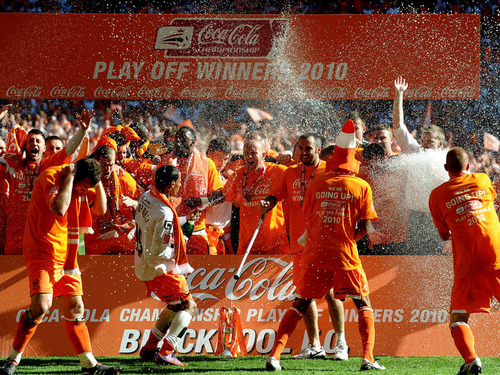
[181,210,200,239]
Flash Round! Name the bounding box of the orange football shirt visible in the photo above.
[429,173,500,279]
[302,171,377,270]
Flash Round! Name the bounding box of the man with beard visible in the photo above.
[0,109,94,255]
[259,133,348,360]
[159,126,223,254]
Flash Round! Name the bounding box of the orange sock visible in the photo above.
[269,307,303,360]
[159,337,175,356]
[358,307,375,363]
[451,323,476,363]
[12,310,39,352]
[142,328,162,352]
[65,319,92,354]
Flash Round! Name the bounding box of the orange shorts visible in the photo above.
[143,272,191,304]
[450,269,500,314]
[26,259,83,297]
[295,266,370,300]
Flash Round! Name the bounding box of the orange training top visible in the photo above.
[429,173,500,279]
[23,166,72,264]
[302,171,377,270]
[223,162,289,254]
[272,160,326,254]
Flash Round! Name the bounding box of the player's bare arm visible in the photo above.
[0,103,12,120]
[51,165,75,216]
[393,76,408,131]
[65,109,94,156]
[354,219,371,242]
[92,180,107,215]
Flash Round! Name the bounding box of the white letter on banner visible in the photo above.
[195,329,217,354]
[256,329,275,353]
[119,329,141,353]
[243,329,256,352]
[93,62,107,79]
[178,328,196,354]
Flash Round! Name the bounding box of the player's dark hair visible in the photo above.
[299,133,323,148]
[176,126,196,140]
[107,132,127,146]
[446,147,469,173]
[45,135,63,143]
[94,145,116,160]
[155,165,180,193]
[75,158,102,185]
[207,137,231,156]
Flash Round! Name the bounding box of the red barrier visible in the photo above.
[1,255,499,357]
[0,14,479,100]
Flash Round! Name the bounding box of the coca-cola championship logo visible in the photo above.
[155,18,288,58]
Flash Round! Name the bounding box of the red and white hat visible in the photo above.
[325,119,360,174]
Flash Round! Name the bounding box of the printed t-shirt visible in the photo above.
[272,160,326,254]
[1,149,71,254]
[302,171,377,270]
[429,173,500,279]
[223,162,289,254]
[85,165,141,254]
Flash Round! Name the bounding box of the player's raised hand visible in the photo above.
[394,76,408,93]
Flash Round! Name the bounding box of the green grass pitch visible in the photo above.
[4,355,500,374]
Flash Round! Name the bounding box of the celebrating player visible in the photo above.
[429,147,500,375]
[0,158,122,375]
[135,165,197,366]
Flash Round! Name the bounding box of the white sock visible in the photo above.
[78,352,98,368]
[336,332,346,344]
[9,348,22,364]
[169,310,192,337]
[164,333,181,350]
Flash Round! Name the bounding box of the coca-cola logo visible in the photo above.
[199,23,261,46]
[50,85,86,98]
[253,184,270,196]
[441,86,476,98]
[292,178,301,189]
[94,86,131,98]
[354,86,389,99]
[311,87,347,99]
[187,257,294,302]
[137,85,173,99]
[224,87,261,99]
[156,18,288,58]
[404,86,433,99]
[180,86,217,99]
[6,85,42,98]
